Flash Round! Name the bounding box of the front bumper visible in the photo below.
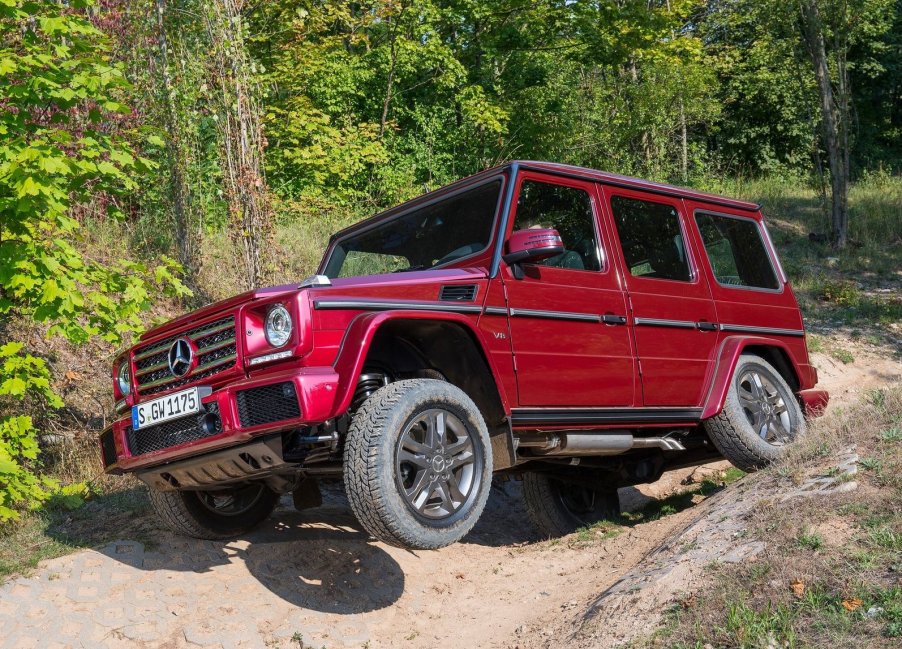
[100,366,340,473]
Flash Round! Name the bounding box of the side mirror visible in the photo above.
[503,228,564,278]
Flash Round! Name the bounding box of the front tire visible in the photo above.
[343,379,492,550]
[704,354,805,472]
[148,483,279,540]
[523,473,620,538]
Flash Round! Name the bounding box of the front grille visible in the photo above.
[126,402,222,457]
[236,382,301,428]
[100,429,118,467]
[133,316,237,395]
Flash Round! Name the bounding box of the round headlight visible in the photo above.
[117,362,131,396]
[265,305,293,347]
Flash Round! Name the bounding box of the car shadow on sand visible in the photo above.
[56,480,543,615]
[90,501,408,615]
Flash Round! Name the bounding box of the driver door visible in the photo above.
[501,173,637,407]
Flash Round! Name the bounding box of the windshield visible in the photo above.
[323,179,503,278]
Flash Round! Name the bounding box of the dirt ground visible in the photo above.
[1,345,898,649]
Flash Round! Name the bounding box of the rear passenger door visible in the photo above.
[600,187,719,407]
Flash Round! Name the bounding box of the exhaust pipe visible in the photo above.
[518,431,686,456]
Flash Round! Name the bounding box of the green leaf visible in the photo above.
[0,342,24,357]
[0,377,27,396]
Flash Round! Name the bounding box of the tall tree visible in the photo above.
[205,0,271,290]
[797,0,893,247]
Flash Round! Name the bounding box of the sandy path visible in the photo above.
[1,347,897,649]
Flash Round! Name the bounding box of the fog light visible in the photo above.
[199,412,222,436]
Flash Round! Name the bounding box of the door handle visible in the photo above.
[696,321,719,331]
[602,314,628,325]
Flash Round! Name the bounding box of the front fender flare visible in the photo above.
[329,310,512,420]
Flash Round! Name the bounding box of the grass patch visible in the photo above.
[0,485,152,584]
[637,385,902,648]
[797,529,826,551]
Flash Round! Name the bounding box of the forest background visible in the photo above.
[1,0,900,524]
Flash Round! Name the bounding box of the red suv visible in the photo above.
[101,161,828,548]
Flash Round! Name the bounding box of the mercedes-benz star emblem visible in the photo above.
[168,338,193,377]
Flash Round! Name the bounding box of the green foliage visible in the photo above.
[0,0,189,521]
[0,343,60,522]
[798,529,826,551]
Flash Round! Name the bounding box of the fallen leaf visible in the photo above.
[842,598,863,612]
[680,594,697,609]
[790,578,805,598]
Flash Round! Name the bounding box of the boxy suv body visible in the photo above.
[101,161,828,547]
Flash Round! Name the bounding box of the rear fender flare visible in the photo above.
[331,310,511,419]
[700,336,804,420]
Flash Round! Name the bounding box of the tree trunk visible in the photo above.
[800,0,849,249]
[629,59,654,170]
[155,0,195,274]
[205,0,271,290]
[679,97,688,183]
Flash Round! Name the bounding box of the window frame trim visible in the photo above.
[505,171,609,275]
[607,192,699,286]
[693,208,785,295]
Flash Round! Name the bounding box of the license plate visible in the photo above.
[132,387,202,430]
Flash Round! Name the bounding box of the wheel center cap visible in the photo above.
[431,456,447,472]
[762,402,773,415]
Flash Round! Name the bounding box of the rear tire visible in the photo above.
[704,354,805,472]
[148,483,279,540]
[343,379,492,550]
[523,473,620,538]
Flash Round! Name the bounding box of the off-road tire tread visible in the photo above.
[522,473,577,538]
[522,473,620,538]
[343,379,492,550]
[704,354,805,472]
[148,485,279,540]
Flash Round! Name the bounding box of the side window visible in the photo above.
[695,212,780,289]
[610,196,692,282]
[512,180,602,271]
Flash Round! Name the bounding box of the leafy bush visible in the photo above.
[0,343,62,522]
[0,0,189,522]
[818,279,862,306]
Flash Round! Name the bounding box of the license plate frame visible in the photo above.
[132,387,205,430]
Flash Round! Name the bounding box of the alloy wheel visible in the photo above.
[736,369,794,445]
[395,408,479,520]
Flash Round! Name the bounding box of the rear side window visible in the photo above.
[610,196,691,282]
[512,180,602,271]
[695,212,780,290]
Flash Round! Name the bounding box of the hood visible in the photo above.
[140,283,299,341]
[317,267,487,291]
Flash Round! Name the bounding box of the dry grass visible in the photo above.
[648,385,902,648]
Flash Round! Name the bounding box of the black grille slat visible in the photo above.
[126,403,221,457]
[134,316,236,394]
[236,382,301,428]
[100,429,118,467]
[140,365,234,396]
[439,285,478,302]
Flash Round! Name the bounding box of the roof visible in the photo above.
[513,160,761,212]
[328,160,760,243]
